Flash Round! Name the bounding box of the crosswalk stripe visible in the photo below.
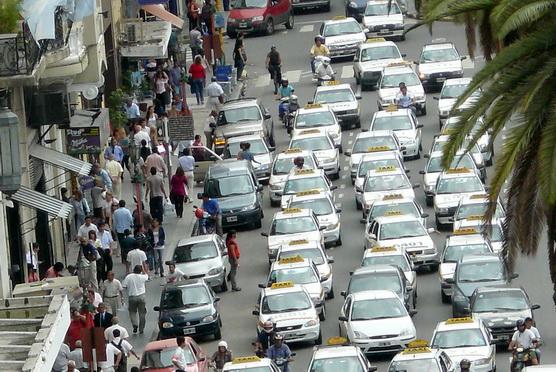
[299,25,314,33]
[255,75,270,88]
[286,70,302,83]
[340,65,353,79]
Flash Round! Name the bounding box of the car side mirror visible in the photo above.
[510,273,519,280]
[423,154,430,158]
[335,143,341,149]
[412,183,420,189]
[413,61,419,65]
[353,56,359,62]
[260,232,269,237]
[330,185,338,191]
[264,113,272,119]
[258,283,266,288]
[327,256,335,263]
[153,306,161,311]
[433,96,439,101]
[445,278,454,284]
[214,297,221,303]
[461,56,467,60]
[355,94,362,100]
[339,316,348,321]
[362,28,369,33]
[400,146,406,151]
[416,124,424,129]
[419,170,425,175]
[409,310,418,317]
[252,310,260,315]
[336,208,342,213]
[341,290,347,297]
[275,191,283,196]
[401,53,407,57]
[531,304,541,310]
[268,146,276,152]
[344,151,351,156]
[319,226,327,231]
[405,168,410,173]
[360,218,366,224]
[369,367,378,372]
[421,213,429,218]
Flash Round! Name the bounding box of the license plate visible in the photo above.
[183,327,195,335]
[379,30,393,34]
[496,335,509,340]
[226,216,238,222]
[379,341,391,346]
[437,77,446,82]
[239,23,247,28]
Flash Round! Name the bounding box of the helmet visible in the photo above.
[271,45,276,50]
[194,208,205,219]
[218,341,228,349]
[314,35,324,43]
[290,94,298,104]
[282,79,289,84]
[322,57,331,66]
[516,319,526,328]
[460,359,471,368]
[263,320,274,332]
[274,334,284,341]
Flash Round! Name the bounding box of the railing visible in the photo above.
[0,23,43,77]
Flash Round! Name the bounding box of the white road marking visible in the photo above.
[462,56,475,69]
[300,71,314,76]
[296,20,324,25]
[255,75,269,88]
[299,25,314,33]
[349,132,354,137]
[286,70,302,83]
[348,140,353,145]
[338,193,344,199]
[341,65,353,79]
[343,166,349,171]
[280,31,288,34]
[341,175,347,179]
[340,184,346,189]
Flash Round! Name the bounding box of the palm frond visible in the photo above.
[496,0,556,38]
[478,9,496,59]
[536,97,556,204]
[464,13,477,59]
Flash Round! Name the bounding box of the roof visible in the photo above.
[349,289,399,301]
[291,129,330,139]
[360,40,397,50]
[382,64,415,75]
[363,245,404,257]
[473,285,525,295]
[286,168,326,180]
[360,151,401,162]
[262,283,307,296]
[223,356,273,370]
[459,253,501,264]
[226,134,266,143]
[279,239,322,252]
[289,190,331,203]
[438,168,478,179]
[143,338,182,351]
[164,278,207,290]
[315,83,353,93]
[446,234,488,246]
[176,234,217,246]
[436,317,482,332]
[296,105,333,115]
[8,186,73,219]
[366,166,405,177]
[313,345,360,358]
[323,16,359,25]
[274,208,314,219]
[443,77,472,86]
[423,42,455,50]
[271,257,313,270]
[374,214,422,224]
[373,108,412,119]
[371,197,415,207]
[208,160,253,177]
[356,130,395,139]
[277,149,313,159]
[221,98,259,109]
[459,193,490,204]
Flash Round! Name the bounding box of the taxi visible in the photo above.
[439,230,494,303]
[430,135,487,180]
[253,281,321,344]
[223,356,280,372]
[452,193,505,226]
[292,104,342,150]
[279,168,336,209]
[361,166,417,216]
[417,40,465,91]
[266,256,326,319]
[313,82,361,128]
[362,196,426,226]
[435,77,480,127]
[362,1,404,40]
[319,17,368,60]
[430,317,495,372]
[434,168,486,228]
[308,337,377,372]
[453,218,504,253]
[377,63,426,115]
[276,239,334,298]
[369,107,423,159]
[365,215,438,270]
[441,117,493,166]
[287,190,342,247]
[361,245,417,295]
[339,290,417,355]
[261,208,324,263]
[353,39,404,89]
[388,340,456,372]
[289,129,340,178]
[268,149,319,207]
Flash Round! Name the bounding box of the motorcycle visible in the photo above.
[312,56,334,85]
[273,353,295,372]
[278,95,298,133]
[192,206,216,236]
[317,73,335,86]
[510,348,537,372]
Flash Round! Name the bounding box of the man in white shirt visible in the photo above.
[105,155,124,199]
[77,216,99,239]
[127,241,149,274]
[98,221,114,279]
[509,319,538,365]
[105,316,130,343]
[109,329,140,372]
[206,77,225,113]
[525,317,542,358]
[26,243,40,271]
[178,148,195,194]
[166,261,187,283]
[172,336,190,370]
[133,124,151,147]
[125,99,141,120]
[203,110,217,150]
[98,338,122,372]
[52,343,71,372]
[68,340,85,370]
[122,265,149,334]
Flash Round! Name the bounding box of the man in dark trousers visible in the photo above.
[94,302,113,329]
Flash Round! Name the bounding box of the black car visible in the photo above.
[448,254,518,318]
[203,160,264,230]
[345,0,367,21]
[154,279,222,340]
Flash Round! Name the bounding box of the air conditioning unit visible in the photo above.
[126,23,137,43]
[26,89,71,129]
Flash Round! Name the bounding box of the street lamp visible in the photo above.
[0,95,21,193]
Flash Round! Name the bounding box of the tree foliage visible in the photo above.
[0,0,22,34]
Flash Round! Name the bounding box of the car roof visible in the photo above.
[356,130,395,139]
[435,317,482,332]
[443,77,472,86]
[422,42,456,51]
[360,40,398,50]
[176,234,216,246]
[353,264,402,276]
[374,214,422,224]
[292,129,331,139]
[296,105,333,115]
[290,190,331,202]
[459,193,490,204]
[446,234,489,246]
[438,168,478,179]
[224,357,273,370]
[371,197,416,207]
[262,283,308,296]
[363,245,404,257]
[164,278,208,290]
[373,108,412,119]
[366,167,405,177]
[382,65,415,75]
[323,17,358,25]
[277,149,314,159]
[313,345,360,358]
[286,168,326,180]
[209,160,253,177]
[360,151,401,161]
[143,338,182,351]
[458,253,501,264]
[473,285,525,295]
[222,98,259,109]
[272,257,313,270]
[227,134,266,143]
[316,83,354,93]
[350,289,400,301]
[279,239,322,252]
[274,208,314,219]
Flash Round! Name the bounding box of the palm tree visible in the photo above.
[409,0,556,304]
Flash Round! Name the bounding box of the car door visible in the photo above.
[339,297,352,336]
[353,48,362,77]
[194,148,222,182]
[189,341,209,372]
[217,237,229,267]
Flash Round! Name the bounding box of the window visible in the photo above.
[458,261,504,282]
[364,174,411,192]
[310,356,365,372]
[290,137,333,151]
[269,266,319,285]
[426,154,475,173]
[442,244,491,263]
[472,290,530,312]
[359,158,401,177]
[440,84,480,99]
[361,46,401,62]
[372,116,413,131]
[270,216,318,235]
[206,175,255,197]
[436,176,483,194]
[228,139,267,156]
[323,21,361,37]
[350,298,406,320]
[348,273,402,295]
[432,329,487,348]
[161,286,211,309]
[290,198,333,216]
[283,177,328,194]
[352,136,397,153]
[420,47,459,63]
[262,292,312,313]
[272,156,316,175]
[141,347,195,369]
[219,105,262,124]
[378,220,426,240]
[369,202,419,220]
[173,241,219,263]
[362,255,410,271]
[295,111,336,128]
[280,248,325,265]
[314,89,355,104]
[381,72,421,88]
[364,2,400,15]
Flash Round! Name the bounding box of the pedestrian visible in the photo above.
[105,155,124,200]
[113,200,133,250]
[133,124,151,148]
[226,230,241,291]
[170,167,188,218]
[104,138,124,164]
[204,110,217,150]
[90,179,105,219]
[154,69,171,110]
[98,221,114,279]
[122,265,149,334]
[236,142,245,160]
[70,191,90,234]
[65,308,87,350]
[166,261,186,283]
[124,98,141,121]
[26,242,40,272]
[119,230,135,273]
[127,240,149,276]
[145,105,158,128]
[146,167,167,223]
[115,128,131,176]
[89,230,106,283]
[189,55,206,105]
[206,76,225,113]
[77,215,99,239]
[240,142,258,163]
[189,26,203,56]
[188,1,201,31]
[191,134,205,160]
[265,45,282,95]
[170,61,183,96]
[87,287,103,308]
[94,163,113,192]
[101,271,124,314]
[27,264,39,282]
[68,340,85,369]
[210,341,233,370]
[233,37,247,81]
[94,302,114,329]
[178,148,195,194]
[172,336,190,370]
[148,219,166,277]
[132,202,153,230]
[201,192,223,236]
[45,262,64,279]
[52,342,71,372]
[99,335,122,372]
[104,316,130,343]
[110,329,140,372]
[77,236,99,291]
[201,0,215,34]
[144,146,168,177]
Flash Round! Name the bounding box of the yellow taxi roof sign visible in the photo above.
[376,165,397,172]
[278,255,305,264]
[370,246,397,253]
[327,336,348,346]
[402,346,432,355]
[232,356,261,364]
[384,210,403,216]
[407,340,429,348]
[367,146,391,152]
[323,80,341,86]
[331,16,346,20]
[366,37,386,43]
[283,207,303,214]
[386,61,412,68]
[454,227,478,235]
[383,194,404,201]
[470,194,489,199]
[304,103,322,109]
[296,189,321,197]
[300,129,322,135]
[289,239,309,245]
[294,168,315,175]
[445,317,474,325]
[284,148,302,154]
[386,103,398,112]
[446,167,471,174]
[466,215,485,221]
[270,281,295,289]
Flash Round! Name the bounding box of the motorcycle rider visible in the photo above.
[266,45,282,95]
[266,334,293,372]
[525,317,542,360]
[292,156,307,171]
[315,57,335,83]
[509,319,539,366]
[279,79,294,99]
[210,341,232,372]
[310,36,330,73]
[254,321,275,357]
[201,192,223,236]
[459,359,471,372]
[278,79,295,122]
[395,82,416,115]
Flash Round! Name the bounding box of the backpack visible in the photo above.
[111,339,127,371]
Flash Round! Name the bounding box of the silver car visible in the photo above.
[225,134,275,183]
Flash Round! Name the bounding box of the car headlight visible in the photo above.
[227,17,236,22]
[239,204,257,212]
[326,220,340,230]
[321,157,336,164]
[437,207,449,214]
[311,296,321,304]
[259,163,269,170]
[348,1,357,7]
[270,183,283,191]
[208,267,224,276]
[474,358,491,366]
[353,330,368,339]
[252,15,264,21]
[162,321,174,329]
[214,137,226,146]
[400,138,415,144]
[400,328,413,337]
[304,319,318,327]
[419,72,428,80]
[439,110,450,117]
[395,23,405,29]
[202,314,215,323]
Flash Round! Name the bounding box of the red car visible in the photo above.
[226,0,294,37]
[139,337,209,372]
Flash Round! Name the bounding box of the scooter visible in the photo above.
[317,73,335,86]
[510,348,537,372]
[279,95,298,133]
[192,206,216,236]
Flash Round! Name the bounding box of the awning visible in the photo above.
[8,186,73,219]
[29,144,92,176]
[141,4,184,29]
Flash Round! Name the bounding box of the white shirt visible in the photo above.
[98,230,114,250]
[99,343,121,368]
[78,223,99,239]
[90,292,103,307]
[529,326,541,340]
[178,155,195,172]
[133,130,151,147]
[127,249,147,270]
[172,347,188,369]
[110,337,133,356]
[26,250,39,270]
[207,81,224,97]
[105,324,130,342]
[122,273,149,296]
[125,103,141,119]
[512,329,537,348]
[166,268,186,283]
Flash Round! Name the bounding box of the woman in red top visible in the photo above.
[188,55,206,105]
[65,308,87,350]
[170,166,189,218]
[226,230,241,292]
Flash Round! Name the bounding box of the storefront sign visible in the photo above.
[66,127,101,155]
[167,115,195,141]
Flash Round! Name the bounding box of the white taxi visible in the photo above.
[261,208,324,263]
[362,196,426,226]
[277,239,334,298]
[453,219,504,253]
[365,215,438,270]
[308,337,377,372]
[280,168,336,209]
[369,107,423,159]
[287,190,342,247]
[451,193,505,226]
[435,77,480,127]
[292,104,342,150]
[319,17,368,60]
[289,129,340,179]
[313,82,361,128]
[417,41,465,91]
[339,290,417,355]
[253,281,321,344]
[361,245,416,295]
[361,166,417,216]
[433,168,486,228]
[430,317,495,372]
[362,1,404,40]
[223,356,280,372]
[439,230,494,303]
[266,256,326,319]
[388,340,456,372]
[378,63,426,115]
[441,117,493,166]
[430,135,487,180]
[353,39,404,89]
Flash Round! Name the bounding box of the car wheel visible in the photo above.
[412,293,417,309]
[214,325,222,340]
[254,214,263,229]
[315,330,322,345]
[220,277,228,292]
[435,216,445,230]
[319,304,326,321]
[414,150,420,160]
[339,145,343,154]
[265,18,274,35]
[285,13,294,29]
[336,234,342,246]
[420,105,427,116]
[268,132,276,147]
[441,290,451,304]
[430,263,439,272]
[328,287,335,299]
[355,118,361,128]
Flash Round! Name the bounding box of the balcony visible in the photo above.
[119,19,172,59]
[0,23,43,78]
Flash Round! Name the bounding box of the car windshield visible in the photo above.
[420,47,459,63]
[372,116,413,131]
[359,158,401,177]
[173,241,218,263]
[296,111,336,128]
[315,89,355,104]
[458,261,504,282]
[219,106,262,124]
[284,177,328,194]
[162,286,211,309]
[231,0,267,8]
[351,298,406,320]
[353,136,397,153]
[472,290,530,312]
[436,176,483,194]
[349,272,402,295]
[228,140,267,156]
[290,198,333,216]
[381,72,421,88]
[365,2,401,15]
[280,248,325,265]
[389,359,441,372]
[141,347,195,369]
[441,84,480,99]
[269,266,318,285]
[362,255,411,271]
[426,154,475,173]
[323,21,361,37]
[206,175,254,197]
[270,216,318,235]
[487,224,503,242]
[379,220,426,240]
[455,202,505,220]
[370,202,419,220]
[443,243,491,263]
[361,46,401,62]
[432,329,486,348]
[273,156,316,175]
[262,292,312,313]
[310,356,365,372]
[364,174,410,192]
[290,137,333,151]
